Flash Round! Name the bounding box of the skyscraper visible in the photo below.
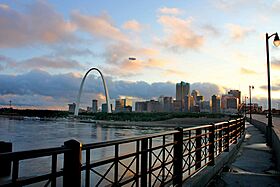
[92,99,98,113]
[211,95,221,113]
[176,81,190,111]
[176,81,190,101]
[228,90,241,105]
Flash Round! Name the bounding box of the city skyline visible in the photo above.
[1,1,280,110]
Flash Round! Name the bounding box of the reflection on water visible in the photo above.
[0,118,171,151]
[0,117,173,186]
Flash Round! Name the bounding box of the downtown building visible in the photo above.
[211,95,221,113]
[176,81,190,112]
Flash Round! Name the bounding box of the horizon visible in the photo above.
[1,1,280,110]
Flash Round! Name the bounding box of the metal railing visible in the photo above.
[0,118,245,187]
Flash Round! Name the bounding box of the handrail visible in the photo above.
[0,117,245,187]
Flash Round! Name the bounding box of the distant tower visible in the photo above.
[228,90,241,105]
[92,99,98,113]
[191,90,199,104]
[211,95,221,113]
[176,81,190,111]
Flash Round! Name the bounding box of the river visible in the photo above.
[0,117,174,186]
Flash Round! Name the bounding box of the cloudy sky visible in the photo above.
[1,0,280,110]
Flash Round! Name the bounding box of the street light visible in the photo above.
[249,85,254,122]
[244,96,248,118]
[265,32,280,145]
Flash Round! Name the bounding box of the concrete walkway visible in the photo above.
[210,122,280,187]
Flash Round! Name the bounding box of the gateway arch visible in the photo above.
[74,68,111,116]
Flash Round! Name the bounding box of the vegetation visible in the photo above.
[0,108,242,121]
[78,112,231,121]
[0,108,68,118]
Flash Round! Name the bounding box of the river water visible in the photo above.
[0,117,171,151]
[0,117,174,186]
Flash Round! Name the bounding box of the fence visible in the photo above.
[0,118,245,187]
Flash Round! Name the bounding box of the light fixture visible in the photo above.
[273,33,280,47]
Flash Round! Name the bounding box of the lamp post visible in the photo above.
[244,96,248,118]
[265,32,280,145]
[249,85,254,122]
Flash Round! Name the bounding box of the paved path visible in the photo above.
[210,122,280,186]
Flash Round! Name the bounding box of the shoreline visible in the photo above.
[0,114,229,128]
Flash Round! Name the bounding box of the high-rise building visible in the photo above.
[176,81,190,111]
[196,95,204,105]
[200,101,211,113]
[115,99,126,112]
[147,100,161,112]
[163,97,173,112]
[176,81,190,101]
[135,102,147,112]
[102,103,112,112]
[92,99,98,113]
[184,95,194,112]
[221,94,238,113]
[211,95,221,113]
[228,90,241,105]
[191,90,199,104]
[68,103,76,113]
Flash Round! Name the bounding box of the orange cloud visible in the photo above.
[158,7,183,15]
[227,24,254,41]
[71,11,128,42]
[0,1,75,48]
[240,67,257,74]
[122,20,143,32]
[157,15,204,51]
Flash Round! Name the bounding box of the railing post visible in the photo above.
[63,139,82,187]
[208,124,215,166]
[233,120,238,144]
[195,129,202,170]
[141,138,148,187]
[225,121,230,152]
[0,141,12,177]
[218,125,223,153]
[173,128,183,187]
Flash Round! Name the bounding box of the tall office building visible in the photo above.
[115,99,126,112]
[68,103,76,113]
[92,99,98,113]
[228,90,241,105]
[191,90,199,104]
[163,97,173,112]
[176,81,190,111]
[176,81,190,101]
[211,95,221,113]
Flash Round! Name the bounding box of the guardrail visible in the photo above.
[0,118,245,187]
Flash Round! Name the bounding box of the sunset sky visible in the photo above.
[1,0,280,110]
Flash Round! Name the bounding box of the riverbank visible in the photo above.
[81,116,230,128]
[0,114,229,128]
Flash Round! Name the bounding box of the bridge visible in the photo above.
[0,116,279,186]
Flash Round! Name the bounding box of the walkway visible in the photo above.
[209,122,280,186]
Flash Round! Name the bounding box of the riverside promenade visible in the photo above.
[209,115,280,186]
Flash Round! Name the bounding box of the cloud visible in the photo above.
[227,24,254,41]
[201,24,220,36]
[157,15,204,51]
[0,70,225,109]
[0,54,84,71]
[191,82,225,100]
[0,1,75,48]
[271,58,280,70]
[158,7,183,15]
[259,84,280,91]
[20,56,84,70]
[240,67,257,75]
[71,11,128,42]
[122,20,143,32]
